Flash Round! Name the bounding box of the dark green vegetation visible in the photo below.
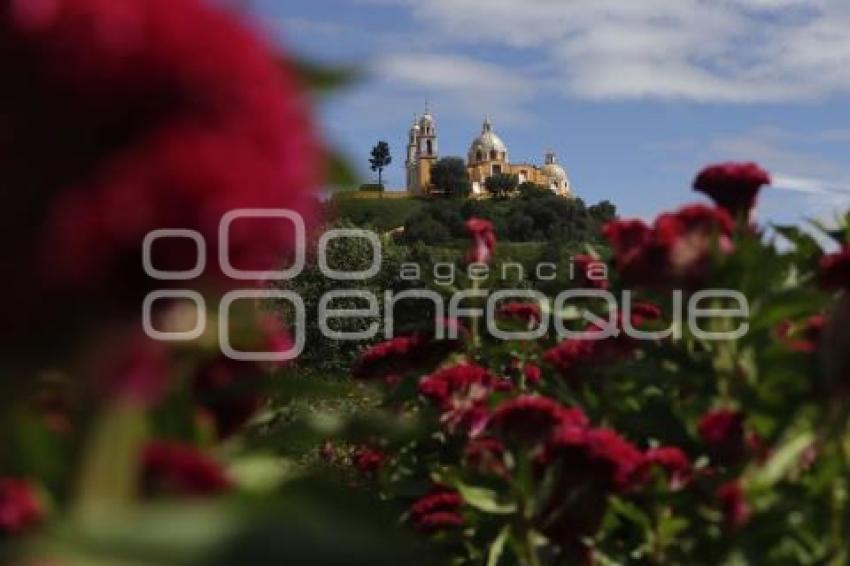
[368,140,391,189]
[429,157,470,198]
[403,191,617,245]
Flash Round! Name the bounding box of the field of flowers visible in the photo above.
[1,0,850,565]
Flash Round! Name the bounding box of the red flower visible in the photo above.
[0,478,43,536]
[543,318,637,382]
[715,480,750,528]
[542,427,645,492]
[1,0,322,345]
[523,362,542,385]
[353,447,386,477]
[141,440,232,497]
[419,364,494,436]
[497,302,542,325]
[603,205,734,288]
[818,247,850,291]
[641,446,692,489]
[487,395,588,447]
[409,490,464,533]
[192,356,265,439]
[352,332,461,380]
[465,217,496,264]
[573,254,609,290]
[694,162,770,217]
[776,314,826,353]
[697,409,747,466]
[535,426,644,551]
[629,301,663,326]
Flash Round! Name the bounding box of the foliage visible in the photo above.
[330,193,426,231]
[359,183,385,192]
[369,141,392,188]
[485,173,520,199]
[403,190,617,245]
[430,157,472,198]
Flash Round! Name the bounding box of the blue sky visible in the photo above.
[251,0,850,225]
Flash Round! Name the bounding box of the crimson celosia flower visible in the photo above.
[543,317,637,382]
[693,162,771,218]
[141,440,232,497]
[535,425,644,552]
[353,447,386,477]
[641,446,692,489]
[409,490,464,533]
[419,364,494,436]
[573,254,609,290]
[487,395,587,447]
[465,217,496,264]
[523,362,542,385]
[352,331,461,381]
[1,0,322,345]
[818,247,850,291]
[603,205,734,288]
[715,479,750,528]
[697,409,748,466]
[0,478,43,536]
[541,426,645,492]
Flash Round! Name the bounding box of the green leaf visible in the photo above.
[750,432,814,488]
[486,525,510,566]
[453,482,517,515]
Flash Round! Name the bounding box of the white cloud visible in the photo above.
[372,53,537,124]
[390,0,850,102]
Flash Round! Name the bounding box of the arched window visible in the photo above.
[490,150,497,160]
[476,150,483,162]
[426,139,433,155]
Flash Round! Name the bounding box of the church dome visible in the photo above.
[543,162,567,183]
[469,118,508,162]
[542,151,568,183]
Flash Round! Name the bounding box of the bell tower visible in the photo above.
[406,104,439,195]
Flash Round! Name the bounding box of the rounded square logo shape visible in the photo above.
[143,229,206,280]
[143,290,206,341]
[219,289,305,362]
[219,209,305,281]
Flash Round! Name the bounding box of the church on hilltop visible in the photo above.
[405,106,572,198]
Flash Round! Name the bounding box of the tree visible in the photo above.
[430,157,471,198]
[484,173,519,199]
[517,181,550,199]
[369,141,392,188]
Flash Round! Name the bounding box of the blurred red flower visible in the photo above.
[0,478,43,536]
[487,395,587,448]
[409,490,464,533]
[697,409,748,466]
[465,217,496,264]
[573,254,609,290]
[353,447,386,477]
[818,247,850,291]
[419,364,494,436]
[641,446,692,489]
[693,162,770,218]
[715,479,750,528]
[0,0,322,342]
[604,204,734,288]
[141,440,232,497]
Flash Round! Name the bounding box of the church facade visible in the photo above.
[405,107,572,198]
